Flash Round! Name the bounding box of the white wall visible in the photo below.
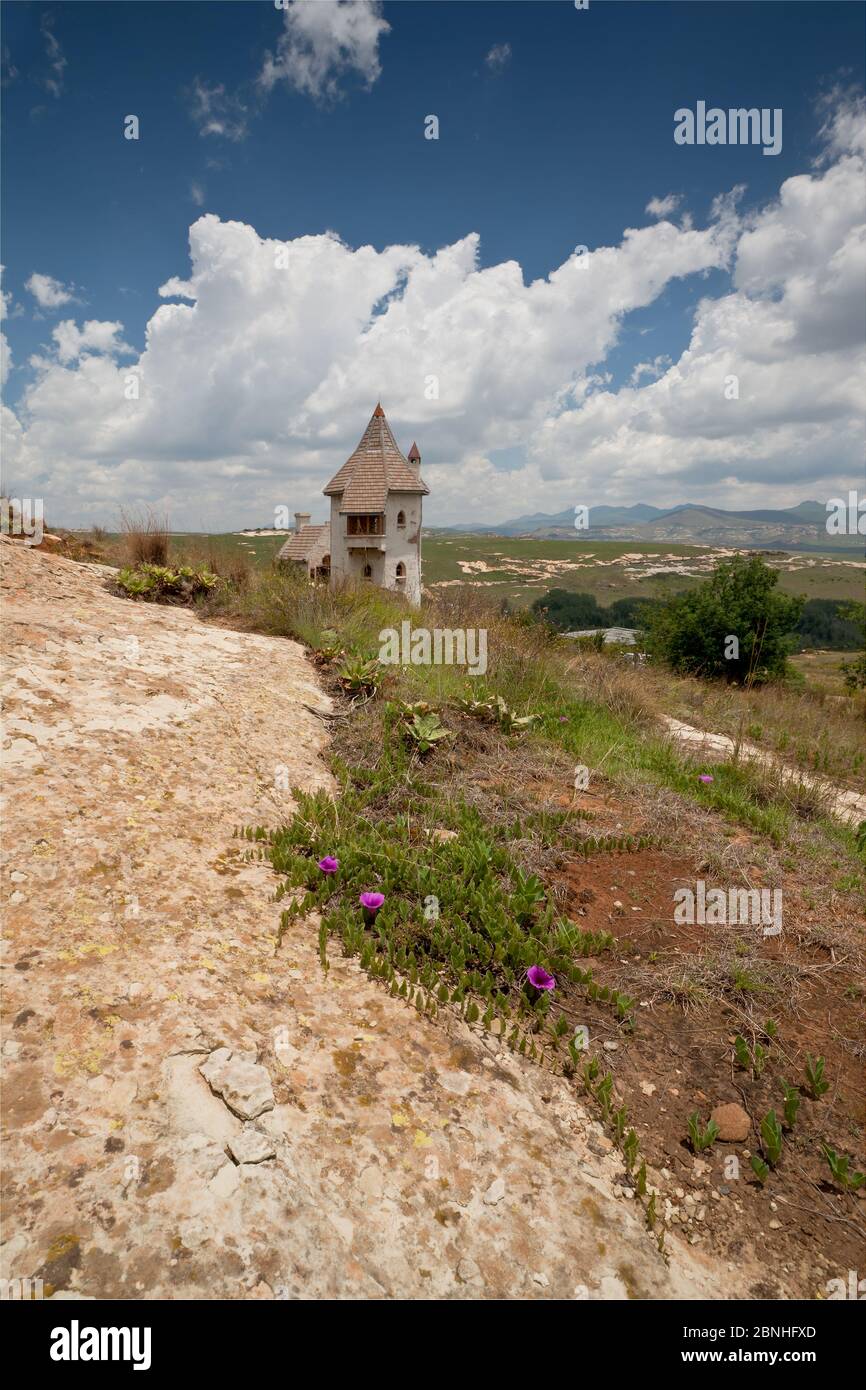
[328,490,422,606]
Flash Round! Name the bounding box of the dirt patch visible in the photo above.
[550,838,866,1297]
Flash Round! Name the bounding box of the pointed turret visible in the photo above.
[323,404,428,511]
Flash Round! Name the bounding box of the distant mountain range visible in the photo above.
[434,500,861,550]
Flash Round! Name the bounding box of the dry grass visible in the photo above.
[649,661,866,791]
[564,647,659,727]
[120,506,170,566]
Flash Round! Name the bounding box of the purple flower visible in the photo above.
[317,856,339,874]
[699,774,714,785]
[359,891,385,913]
[559,716,568,723]
[526,965,556,992]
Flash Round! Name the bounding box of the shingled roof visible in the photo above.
[276,523,330,563]
[323,404,429,514]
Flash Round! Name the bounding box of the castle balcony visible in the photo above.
[346,537,387,550]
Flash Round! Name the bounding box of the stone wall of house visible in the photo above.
[328,490,422,606]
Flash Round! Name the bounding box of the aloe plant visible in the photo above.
[313,629,343,662]
[804,1054,829,1098]
[623,1128,639,1172]
[750,1155,770,1185]
[752,1041,768,1077]
[780,1080,800,1130]
[494,695,537,733]
[404,712,452,754]
[734,1033,767,1076]
[596,1073,614,1119]
[336,654,382,695]
[733,1034,752,1070]
[760,1110,783,1168]
[820,1143,866,1191]
[687,1112,720,1153]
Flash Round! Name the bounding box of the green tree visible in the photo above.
[644,554,803,683]
[838,601,866,690]
[531,588,606,631]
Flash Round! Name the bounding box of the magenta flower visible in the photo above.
[317,856,339,874]
[699,774,714,785]
[526,965,556,992]
[359,891,385,913]
[559,716,568,723]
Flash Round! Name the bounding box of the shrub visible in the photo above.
[531,588,657,633]
[838,602,866,690]
[643,554,804,684]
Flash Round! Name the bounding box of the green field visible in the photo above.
[419,533,865,608]
[169,531,287,568]
[789,648,856,694]
[101,529,864,610]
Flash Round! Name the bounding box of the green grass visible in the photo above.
[199,565,864,872]
[241,707,638,1059]
[789,649,855,694]
[90,527,864,610]
[420,534,864,609]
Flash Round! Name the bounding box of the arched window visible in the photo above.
[363,563,372,579]
[395,562,406,581]
[396,510,406,527]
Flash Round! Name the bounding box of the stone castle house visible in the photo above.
[277,403,428,606]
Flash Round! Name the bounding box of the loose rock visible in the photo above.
[710,1102,751,1142]
[200,1047,275,1121]
[227,1126,276,1166]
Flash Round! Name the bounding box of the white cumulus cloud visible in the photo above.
[40,13,67,99]
[645,193,682,219]
[25,272,76,310]
[531,113,865,506]
[50,319,133,365]
[188,78,249,141]
[4,98,863,528]
[259,0,389,101]
[485,43,512,73]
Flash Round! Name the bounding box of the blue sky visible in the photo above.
[2,1,865,527]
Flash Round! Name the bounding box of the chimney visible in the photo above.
[294,512,311,533]
[407,441,421,473]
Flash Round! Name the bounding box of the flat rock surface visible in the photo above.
[1,540,735,1300]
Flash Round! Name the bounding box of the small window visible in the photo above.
[395,562,406,581]
[363,563,372,579]
[396,510,406,527]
